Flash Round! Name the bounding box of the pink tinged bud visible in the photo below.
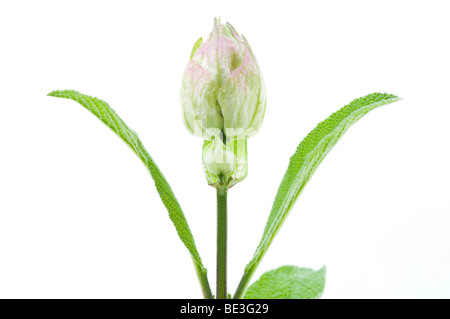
[180,19,266,139]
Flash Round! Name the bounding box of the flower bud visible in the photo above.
[180,18,266,139]
[202,135,248,188]
[203,137,235,179]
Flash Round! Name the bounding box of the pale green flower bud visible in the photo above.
[180,18,266,138]
[182,19,265,188]
[202,135,248,188]
[203,137,236,179]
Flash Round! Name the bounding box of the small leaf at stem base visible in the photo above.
[244,265,326,299]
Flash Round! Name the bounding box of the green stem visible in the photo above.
[233,264,256,299]
[234,240,271,298]
[216,183,228,299]
[193,259,213,299]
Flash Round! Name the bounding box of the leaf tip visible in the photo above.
[47,89,80,98]
[47,90,68,98]
[319,265,327,275]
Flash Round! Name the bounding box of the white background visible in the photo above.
[0,0,449,299]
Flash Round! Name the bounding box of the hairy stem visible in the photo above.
[216,183,228,299]
[193,260,213,299]
[233,264,256,299]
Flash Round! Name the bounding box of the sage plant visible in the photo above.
[48,19,401,299]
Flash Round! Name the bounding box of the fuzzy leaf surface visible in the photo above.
[244,266,326,299]
[48,90,209,284]
[235,93,401,298]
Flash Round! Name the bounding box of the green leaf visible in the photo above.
[234,92,401,298]
[244,266,326,299]
[48,90,212,298]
